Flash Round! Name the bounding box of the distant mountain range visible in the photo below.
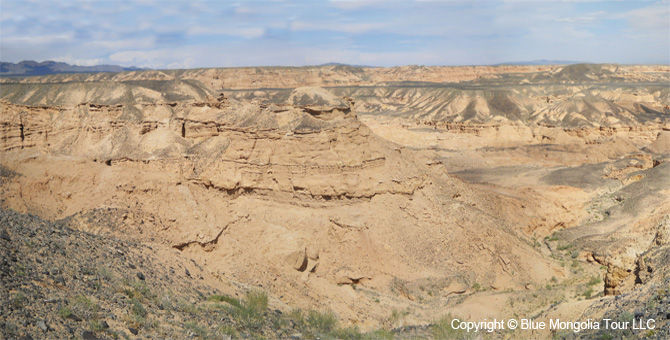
[318,62,378,68]
[0,60,147,76]
[493,60,581,66]
[319,61,582,68]
[0,59,583,77]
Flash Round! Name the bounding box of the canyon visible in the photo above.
[1,63,669,339]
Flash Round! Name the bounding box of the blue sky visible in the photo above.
[1,0,668,68]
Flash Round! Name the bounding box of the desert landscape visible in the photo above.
[1,63,669,339]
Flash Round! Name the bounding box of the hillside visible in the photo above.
[0,60,145,77]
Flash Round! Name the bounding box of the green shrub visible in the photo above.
[388,309,409,327]
[618,311,634,324]
[583,288,594,299]
[287,308,306,329]
[307,310,338,334]
[364,329,394,340]
[89,320,105,332]
[57,306,73,318]
[587,276,602,286]
[215,324,238,338]
[11,292,27,308]
[184,321,209,338]
[245,290,268,314]
[131,298,147,318]
[99,267,114,281]
[333,326,365,339]
[227,290,269,331]
[129,281,152,299]
[70,295,100,320]
[207,294,242,308]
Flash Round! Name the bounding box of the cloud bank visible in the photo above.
[1,0,668,68]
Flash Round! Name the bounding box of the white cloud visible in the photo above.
[109,50,166,65]
[1,0,667,67]
[53,56,106,66]
[1,34,74,46]
[554,12,603,24]
[624,4,670,32]
[89,37,157,50]
[186,26,265,39]
[290,20,388,34]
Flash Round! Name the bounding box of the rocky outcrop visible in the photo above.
[0,79,571,325]
[645,131,670,154]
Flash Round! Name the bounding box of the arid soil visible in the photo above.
[1,64,669,339]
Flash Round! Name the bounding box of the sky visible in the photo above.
[1,0,668,68]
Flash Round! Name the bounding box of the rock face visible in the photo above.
[3,64,668,129]
[646,131,670,154]
[0,78,569,327]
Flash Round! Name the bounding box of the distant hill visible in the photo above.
[318,62,377,68]
[0,60,147,76]
[494,60,581,66]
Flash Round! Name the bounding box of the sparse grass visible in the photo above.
[270,312,290,330]
[587,276,602,286]
[175,299,198,315]
[583,288,594,299]
[557,244,574,251]
[307,310,338,334]
[89,320,105,332]
[70,294,100,320]
[432,314,474,339]
[207,294,242,308]
[616,310,635,337]
[129,281,152,299]
[131,298,148,318]
[57,306,73,318]
[11,292,26,308]
[225,290,268,331]
[553,330,572,340]
[388,308,410,327]
[215,324,238,338]
[270,307,391,340]
[81,266,96,276]
[618,310,634,324]
[644,329,657,338]
[288,308,307,329]
[99,266,114,281]
[389,277,411,298]
[364,329,395,340]
[184,321,209,338]
[15,263,26,276]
